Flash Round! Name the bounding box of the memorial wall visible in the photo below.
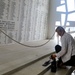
[0,0,49,44]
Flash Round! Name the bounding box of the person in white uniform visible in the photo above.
[53,26,75,67]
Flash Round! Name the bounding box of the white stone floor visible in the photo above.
[12,55,50,75]
[0,40,56,75]
[44,68,68,75]
[12,55,69,75]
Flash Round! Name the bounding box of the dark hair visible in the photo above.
[56,26,65,32]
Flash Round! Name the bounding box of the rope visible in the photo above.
[0,29,55,48]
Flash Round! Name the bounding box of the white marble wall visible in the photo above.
[0,0,49,44]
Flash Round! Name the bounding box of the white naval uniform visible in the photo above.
[56,33,75,63]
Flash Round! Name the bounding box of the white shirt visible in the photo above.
[56,33,75,63]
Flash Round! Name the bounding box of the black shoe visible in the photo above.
[42,60,50,66]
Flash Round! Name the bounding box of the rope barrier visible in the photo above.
[0,29,55,48]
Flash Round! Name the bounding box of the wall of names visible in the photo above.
[0,0,49,44]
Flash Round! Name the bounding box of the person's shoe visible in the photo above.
[42,60,50,66]
[57,64,66,69]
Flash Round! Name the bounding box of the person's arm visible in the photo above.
[56,36,68,58]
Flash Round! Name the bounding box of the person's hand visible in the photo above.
[51,54,57,59]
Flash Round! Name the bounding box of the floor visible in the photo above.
[0,40,56,75]
[44,68,69,75]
